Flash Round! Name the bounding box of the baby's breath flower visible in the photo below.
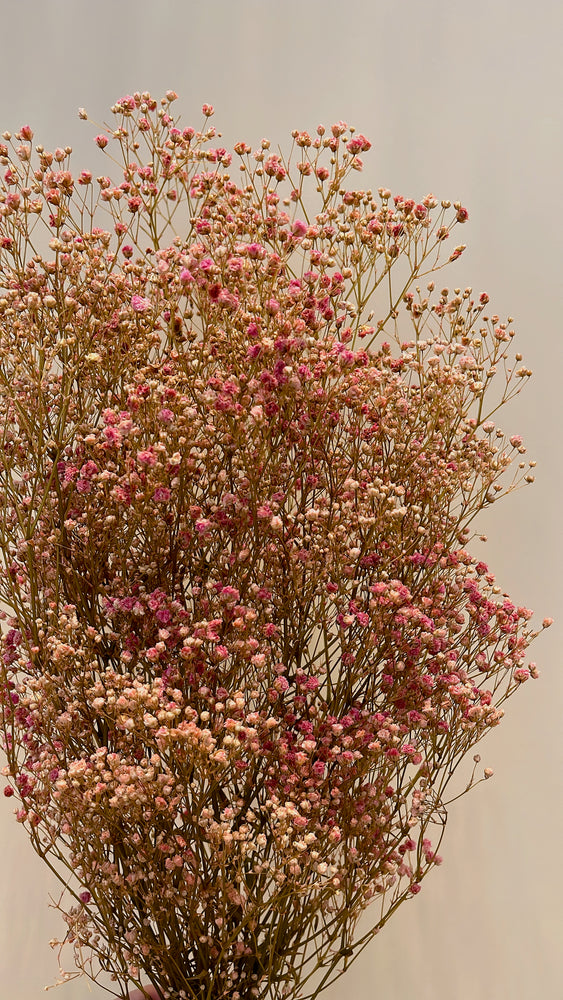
[0,89,546,1000]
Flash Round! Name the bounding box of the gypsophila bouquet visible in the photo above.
[0,92,551,1000]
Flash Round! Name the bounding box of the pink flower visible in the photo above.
[347,134,371,155]
[292,219,308,238]
[195,519,212,535]
[95,135,109,149]
[153,487,171,502]
[131,294,151,312]
[247,243,265,259]
[103,426,122,446]
[331,121,347,137]
[63,465,78,483]
[115,95,136,113]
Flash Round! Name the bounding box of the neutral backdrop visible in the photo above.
[0,1,561,998]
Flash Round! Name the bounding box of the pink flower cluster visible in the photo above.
[0,92,548,1000]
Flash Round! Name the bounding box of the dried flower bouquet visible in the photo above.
[0,93,550,1000]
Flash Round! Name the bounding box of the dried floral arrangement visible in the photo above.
[0,92,550,1000]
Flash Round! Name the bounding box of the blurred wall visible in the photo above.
[0,1,560,997]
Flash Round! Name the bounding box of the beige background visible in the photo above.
[0,1,561,997]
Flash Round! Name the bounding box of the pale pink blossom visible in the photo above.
[131,294,151,312]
